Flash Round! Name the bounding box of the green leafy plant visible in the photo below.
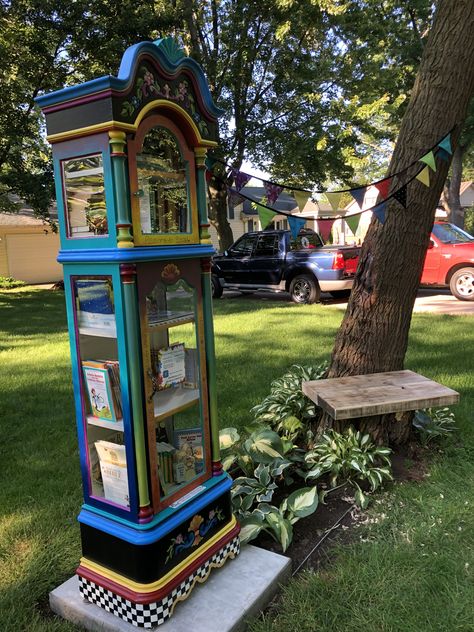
[413,407,457,446]
[305,427,393,509]
[250,363,328,438]
[0,276,25,289]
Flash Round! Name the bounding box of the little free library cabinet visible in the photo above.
[36,38,240,628]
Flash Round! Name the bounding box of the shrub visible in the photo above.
[0,276,25,289]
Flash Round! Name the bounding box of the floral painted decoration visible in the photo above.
[166,507,225,563]
[161,263,180,284]
[121,67,210,137]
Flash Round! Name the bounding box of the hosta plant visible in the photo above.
[250,363,328,438]
[305,427,393,509]
[413,407,457,446]
[236,479,319,552]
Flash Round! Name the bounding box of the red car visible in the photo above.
[422,222,474,301]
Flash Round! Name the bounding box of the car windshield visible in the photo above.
[432,223,474,244]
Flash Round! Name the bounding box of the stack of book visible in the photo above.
[83,360,122,421]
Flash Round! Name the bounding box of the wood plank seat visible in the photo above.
[302,370,459,421]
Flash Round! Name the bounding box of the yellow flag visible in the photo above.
[416,166,430,187]
[325,192,342,212]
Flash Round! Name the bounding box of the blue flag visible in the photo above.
[288,216,307,239]
[373,202,387,225]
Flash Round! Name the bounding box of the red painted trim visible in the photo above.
[77,523,240,604]
[43,90,113,113]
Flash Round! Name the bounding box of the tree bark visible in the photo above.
[443,143,466,226]
[326,0,474,445]
[208,174,235,252]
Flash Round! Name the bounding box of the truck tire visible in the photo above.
[449,267,474,301]
[211,275,223,298]
[289,274,320,304]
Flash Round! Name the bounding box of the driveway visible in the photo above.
[219,288,474,315]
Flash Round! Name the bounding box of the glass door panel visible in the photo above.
[72,276,130,509]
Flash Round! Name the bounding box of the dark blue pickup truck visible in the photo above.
[211,230,360,304]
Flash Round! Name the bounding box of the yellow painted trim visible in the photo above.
[80,516,237,593]
[47,104,218,147]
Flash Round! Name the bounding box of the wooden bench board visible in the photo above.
[302,370,459,420]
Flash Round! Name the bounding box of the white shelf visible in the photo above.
[147,312,194,330]
[79,326,117,338]
[153,387,199,421]
[87,415,124,432]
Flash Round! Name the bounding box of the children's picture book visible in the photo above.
[83,360,122,421]
[153,343,186,390]
[94,440,129,507]
[174,428,204,477]
[75,278,116,332]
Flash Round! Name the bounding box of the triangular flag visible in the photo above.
[416,166,430,187]
[374,178,391,199]
[231,168,252,191]
[345,213,361,236]
[419,151,436,172]
[292,190,309,211]
[256,204,277,229]
[288,216,307,239]
[263,181,284,204]
[350,186,367,208]
[393,185,408,208]
[205,156,218,171]
[228,188,244,207]
[438,147,451,162]
[373,202,387,224]
[438,134,452,155]
[325,191,342,212]
[317,218,335,243]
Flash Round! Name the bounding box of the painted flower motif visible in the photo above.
[161,263,180,284]
[131,96,140,108]
[178,82,187,96]
[163,84,171,99]
[175,533,184,545]
[144,70,154,86]
[189,514,204,533]
[192,112,201,123]
[193,533,203,546]
[209,510,215,520]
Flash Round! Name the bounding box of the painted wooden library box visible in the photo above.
[36,38,239,628]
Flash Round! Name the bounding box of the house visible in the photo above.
[0,211,62,284]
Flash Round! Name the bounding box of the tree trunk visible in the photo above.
[326,0,474,445]
[443,143,466,226]
[208,173,235,252]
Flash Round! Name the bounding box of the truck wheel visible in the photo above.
[449,267,474,301]
[289,275,320,304]
[211,275,223,299]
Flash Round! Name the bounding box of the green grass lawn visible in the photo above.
[1,288,473,631]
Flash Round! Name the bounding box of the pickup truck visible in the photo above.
[422,221,474,300]
[211,230,360,304]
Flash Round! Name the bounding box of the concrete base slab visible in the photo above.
[50,545,291,632]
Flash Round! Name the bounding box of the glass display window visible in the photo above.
[129,116,199,245]
[72,275,130,510]
[63,155,108,238]
[137,261,210,510]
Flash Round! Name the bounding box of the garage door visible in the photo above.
[6,233,62,284]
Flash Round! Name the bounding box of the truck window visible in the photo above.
[289,232,323,250]
[229,234,257,255]
[254,234,279,256]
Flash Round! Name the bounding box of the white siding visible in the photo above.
[6,233,62,283]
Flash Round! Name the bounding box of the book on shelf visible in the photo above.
[94,440,129,507]
[174,428,204,477]
[83,360,122,421]
[156,442,176,494]
[151,342,186,391]
[75,278,116,332]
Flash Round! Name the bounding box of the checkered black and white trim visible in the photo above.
[79,536,240,628]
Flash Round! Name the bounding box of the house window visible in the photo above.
[247,219,254,232]
[227,201,235,220]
